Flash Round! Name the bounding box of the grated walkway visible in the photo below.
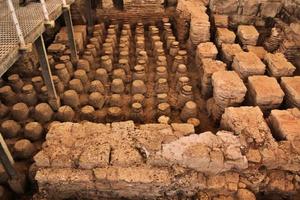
[0,0,74,76]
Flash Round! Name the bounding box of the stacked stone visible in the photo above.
[127,23,147,123]
[280,76,300,108]
[220,106,273,147]
[247,76,284,112]
[264,53,296,78]
[212,14,229,28]
[263,27,283,52]
[0,75,48,163]
[189,6,210,46]
[47,43,66,62]
[246,46,267,60]
[55,25,87,53]
[268,108,300,141]
[149,24,170,121]
[195,42,218,68]
[220,43,243,66]
[215,28,236,47]
[277,39,300,64]
[199,59,227,99]
[237,25,259,47]
[232,52,266,80]
[207,71,247,122]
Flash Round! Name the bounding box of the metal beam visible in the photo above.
[0,134,16,178]
[86,0,94,35]
[63,6,79,65]
[35,35,60,110]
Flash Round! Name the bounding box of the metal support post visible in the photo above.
[40,0,55,28]
[87,0,94,35]
[0,134,26,194]
[63,6,79,65]
[35,36,60,111]
[6,0,31,51]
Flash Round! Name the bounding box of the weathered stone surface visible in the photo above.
[215,28,236,47]
[212,71,247,107]
[213,14,229,28]
[196,42,218,60]
[221,106,273,146]
[247,76,284,111]
[199,59,227,98]
[209,0,239,14]
[221,43,243,66]
[232,52,266,80]
[280,76,300,107]
[159,131,247,175]
[268,108,300,141]
[246,46,267,60]
[237,25,259,46]
[264,53,296,78]
[34,115,300,198]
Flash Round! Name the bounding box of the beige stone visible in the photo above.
[281,76,300,108]
[232,52,266,80]
[247,76,284,111]
[268,108,300,141]
[264,53,296,78]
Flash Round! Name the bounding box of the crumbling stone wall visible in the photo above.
[34,107,300,199]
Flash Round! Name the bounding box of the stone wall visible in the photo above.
[34,107,300,199]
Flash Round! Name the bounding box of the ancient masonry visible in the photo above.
[0,0,300,199]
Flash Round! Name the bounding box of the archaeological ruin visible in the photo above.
[0,0,300,199]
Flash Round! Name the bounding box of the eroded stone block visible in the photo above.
[196,42,218,64]
[199,59,227,98]
[232,52,266,80]
[264,53,296,78]
[246,45,267,60]
[281,76,300,108]
[215,28,236,47]
[248,75,284,111]
[268,108,300,141]
[221,106,273,146]
[237,25,259,46]
[221,43,243,66]
[212,71,247,107]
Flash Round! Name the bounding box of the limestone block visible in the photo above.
[160,131,247,175]
[281,76,300,108]
[199,59,227,98]
[215,28,236,47]
[196,42,218,61]
[221,43,243,66]
[213,14,229,28]
[232,52,266,80]
[241,0,260,16]
[212,71,247,107]
[237,25,259,46]
[220,106,273,146]
[246,46,267,60]
[268,108,300,141]
[246,149,261,163]
[171,123,195,137]
[79,143,110,169]
[189,12,211,44]
[35,168,94,199]
[209,0,239,14]
[260,2,282,18]
[264,53,296,78]
[247,76,284,111]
